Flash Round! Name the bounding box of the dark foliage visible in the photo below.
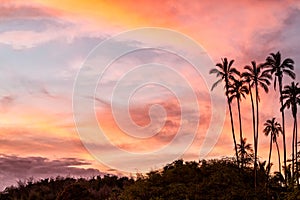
[0,158,291,200]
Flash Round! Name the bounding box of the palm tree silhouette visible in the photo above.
[263,117,282,175]
[228,78,249,144]
[227,78,249,168]
[237,138,253,168]
[210,58,240,166]
[242,61,272,188]
[264,51,295,182]
[281,82,300,185]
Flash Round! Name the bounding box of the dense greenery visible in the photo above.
[2,158,299,200]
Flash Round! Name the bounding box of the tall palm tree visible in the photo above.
[242,61,272,188]
[228,78,249,144]
[228,78,249,168]
[281,82,300,185]
[210,58,240,166]
[263,118,282,175]
[264,51,295,182]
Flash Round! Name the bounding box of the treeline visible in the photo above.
[1,158,298,200]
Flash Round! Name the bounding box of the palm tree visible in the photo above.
[281,82,300,185]
[263,118,282,175]
[228,78,249,168]
[264,51,295,182]
[228,78,249,144]
[242,69,256,170]
[237,138,253,168]
[242,61,272,188]
[210,58,240,166]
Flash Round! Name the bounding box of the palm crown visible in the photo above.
[264,51,295,90]
[242,61,272,100]
[263,118,282,141]
[209,58,240,91]
[281,82,300,117]
[227,78,249,103]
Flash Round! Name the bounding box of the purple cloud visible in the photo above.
[0,154,104,191]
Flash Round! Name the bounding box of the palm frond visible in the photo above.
[228,59,234,68]
[244,65,254,73]
[230,67,241,76]
[216,62,223,67]
[209,68,219,74]
[259,78,271,85]
[283,69,296,79]
[261,71,272,80]
[211,78,223,91]
[282,58,294,69]
[259,82,269,93]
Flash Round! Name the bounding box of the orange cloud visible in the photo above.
[26,0,298,64]
[94,88,212,155]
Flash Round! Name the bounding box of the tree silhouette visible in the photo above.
[57,183,93,200]
[228,78,249,142]
[264,51,295,183]
[227,78,249,168]
[242,60,272,188]
[263,118,282,175]
[210,57,240,166]
[281,81,300,185]
[237,138,253,168]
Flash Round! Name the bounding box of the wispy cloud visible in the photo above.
[0,1,110,49]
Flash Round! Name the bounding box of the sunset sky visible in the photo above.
[1,0,300,190]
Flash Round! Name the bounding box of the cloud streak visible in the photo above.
[0,0,110,49]
[0,154,102,191]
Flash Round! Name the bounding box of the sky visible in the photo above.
[0,0,300,190]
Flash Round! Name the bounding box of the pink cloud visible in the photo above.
[0,1,118,49]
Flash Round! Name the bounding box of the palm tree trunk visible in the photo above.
[275,140,281,174]
[268,137,273,175]
[227,97,239,167]
[255,82,260,190]
[279,79,287,185]
[295,116,299,186]
[237,98,243,168]
[292,119,295,185]
[249,85,257,189]
[237,99,243,144]
[229,101,239,167]
[225,79,239,167]
[255,82,259,167]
